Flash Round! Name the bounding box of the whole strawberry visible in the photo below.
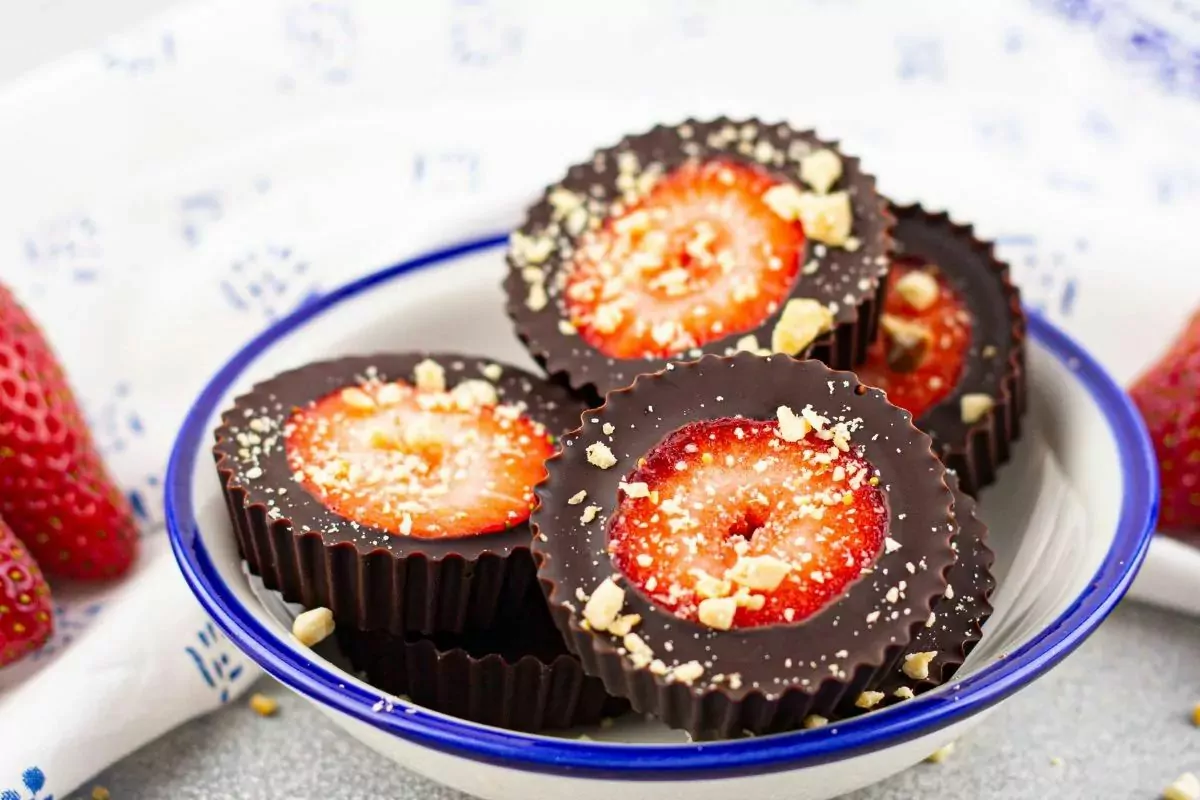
[0,514,54,665]
[0,284,139,579]
[1129,309,1200,537]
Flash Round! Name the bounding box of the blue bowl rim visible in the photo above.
[166,233,1158,780]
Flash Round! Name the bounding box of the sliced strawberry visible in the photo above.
[563,159,805,359]
[1129,308,1200,536]
[607,415,888,628]
[0,284,139,580]
[856,262,971,419]
[0,514,54,666]
[286,379,556,539]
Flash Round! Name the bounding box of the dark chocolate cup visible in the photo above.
[858,472,995,710]
[213,353,587,636]
[532,353,960,739]
[890,203,1027,495]
[505,117,895,403]
[337,588,630,732]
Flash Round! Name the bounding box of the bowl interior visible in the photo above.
[168,236,1155,773]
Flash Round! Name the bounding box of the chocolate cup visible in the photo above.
[505,117,895,402]
[213,353,587,636]
[864,472,995,708]
[890,203,1027,495]
[337,588,630,732]
[532,353,960,738]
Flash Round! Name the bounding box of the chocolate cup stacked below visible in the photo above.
[337,586,630,732]
[213,353,586,636]
[866,472,995,708]
[505,117,895,403]
[532,353,961,739]
[890,203,1026,494]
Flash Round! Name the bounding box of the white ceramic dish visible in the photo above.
[167,234,1156,800]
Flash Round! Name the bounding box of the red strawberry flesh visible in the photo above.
[607,415,888,629]
[0,515,54,666]
[1130,309,1200,535]
[0,285,139,580]
[856,263,972,420]
[563,159,805,359]
[285,379,556,539]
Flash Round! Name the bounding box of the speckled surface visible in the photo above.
[74,602,1200,800]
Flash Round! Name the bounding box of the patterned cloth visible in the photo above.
[0,0,1198,796]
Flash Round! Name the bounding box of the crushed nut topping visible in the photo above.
[292,607,335,647]
[960,393,995,424]
[771,298,834,355]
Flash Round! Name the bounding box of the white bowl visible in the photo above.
[166,234,1156,800]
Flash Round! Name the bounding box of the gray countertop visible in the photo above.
[75,601,1200,800]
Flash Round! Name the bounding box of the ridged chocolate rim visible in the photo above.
[869,472,995,706]
[532,353,959,738]
[212,353,586,636]
[336,589,629,732]
[889,203,1027,495]
[504,117,895,402]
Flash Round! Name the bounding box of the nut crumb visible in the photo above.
[1164,773,1200,800]
[895,270,940,311]
[881,314,932,373]
[670,660,705,685]
[802,714,828,729]
[292,607,335,647]
[586,442,617,468]
[902,651,938,680]
[567,490,587,505]
[341,386,375,409]
[960,393,995,424]
[91,788,111,800]
[480,363,503,381]
[926,742,956,764]
[580,505,602,524]
[698,596,738,630]
[893,686,915,700]
[636,554,653,567]
[414,359,446,393]
[1193,701,1200,727]
[776,405,811,443]
[249,692,279,716]
[855,691,885,709]
[726,554,793,591]
[1050,756,1064,767]
[583,578,625,631]
[609,613,643,637]
[771,298,834,355]
[735,334,771,356]
[620,481,651,498]
[764,185,854,246]
[799,149,843,194]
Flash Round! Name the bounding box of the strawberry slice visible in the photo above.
[0,514,54,666]
[607,414,888,628]
[564,159,805,359]
[0,284,139,580]
[856,262,971,419]
[286,378,556,539]
[1130,308,1200,536]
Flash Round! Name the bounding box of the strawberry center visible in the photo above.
[563,160,805,359]
[607,414,888,629]
[285,379,554,538]
[857,264,972,419]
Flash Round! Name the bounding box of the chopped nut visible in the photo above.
[893,686,915,700]
[558,319,577,336]
[1050,756,1064,767]
[509,231,555,265]
[450,379,499,409]
[925,742,956,764]
[620,481,651,498]
[895,270,940,311]
[880,314,932,373]
[671,661,705,685]
[583,578,625,631]
[763,186,854,246]
[771,298,834,355]
[292,607,336,647]
[698,596,738,630]
[567,490,587,505]
[375,382,403,405]
[526,280,548,311]
[855,691,885,709]
[249,692,279,716]
[776,405,811,443]
[1192,701,1200,727]
[692,569,733,599]
[799,148,843,194]
[884,537,903,554]
[340,386,375,409]
[1164,773,1200,800]
[91,788,111,800]
[480,363,503,381]
[960,393,995,424]
[636,553,653,568]
[735,334,771,356]
[602,422,616,435]
[548,187,584,218]
[802,714,828,729]
[413,359,446,393]
[726,554,793,591]
[902,651,938,680]
[580,505,602,524]
[609,613,643,637]
[586,442,617,468]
